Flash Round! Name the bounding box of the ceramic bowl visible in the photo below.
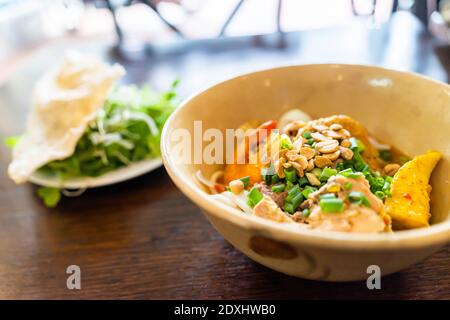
[161,64,450,281]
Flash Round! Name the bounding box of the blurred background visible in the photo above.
[1,0,450,96]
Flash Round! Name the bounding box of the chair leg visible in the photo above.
[276,0,283,33]
[144,0,184,37]
[219,0,246,37]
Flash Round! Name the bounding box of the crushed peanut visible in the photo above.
[323,150,341,161]
[339,146,354,160]
[271,120,356,177]
[330,123,343,131]
[314,155,333,168]
[315,140,339,154]
[306,172,321,186]
[299,146,315,160]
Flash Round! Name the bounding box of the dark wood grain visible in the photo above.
[0,12,449,300]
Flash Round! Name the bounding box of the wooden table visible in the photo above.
[0,12,449,299]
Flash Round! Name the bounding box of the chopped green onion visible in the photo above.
[302,131,312,139]
[271,174,280,184]
[284,203,295,214]
[302,186,317,198]
[272,183,286,193]
[284,168,297,183]
[261,167,274,185]
[375,191,386,200]
[285,184,301,201]
[280,134,293,150]
[284,187,304,214]
[349,137,366,153]
[319,193,336,200]
[302,208,311,218]
[352,149,367,171]
[263,175,272,185]
[348,191,371,207]
[247,187,264,208]
[286,193,304,214]
[336,161,345,171]
[286,181,295,190]
[338,168,364,179]
[343,182,353,190]
[320,198,344,213]
[319,167,337,182]
[239,176,250,188]
[297,176,309,187]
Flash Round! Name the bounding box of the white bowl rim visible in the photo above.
[161,63,450,250]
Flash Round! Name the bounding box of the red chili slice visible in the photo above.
[214,184,227,193]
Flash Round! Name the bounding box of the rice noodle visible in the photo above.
[225,190,252,215]
[194,170,214,188]
[210,193,238,207]
[194,169,224,194]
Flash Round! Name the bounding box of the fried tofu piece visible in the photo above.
[384,151,441,229]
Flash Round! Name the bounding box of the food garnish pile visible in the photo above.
[198,110,441,233]
[7,52,178,207]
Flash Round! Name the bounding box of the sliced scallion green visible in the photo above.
[320,198,344,213]
[343,182,353,190]
[302,186,317,198]
[247,187,264,208]
[284,168,297,183]
[348,191,371,207]
[319,167,337,182]
[272,183,286,193]
[319,193,336,200]
[239,176,250,188]
[302,208,311,218]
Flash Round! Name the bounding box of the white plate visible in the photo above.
[28,157,163,189]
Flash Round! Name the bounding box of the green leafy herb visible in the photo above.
[37,187,61,208]
[37,82,178,180]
